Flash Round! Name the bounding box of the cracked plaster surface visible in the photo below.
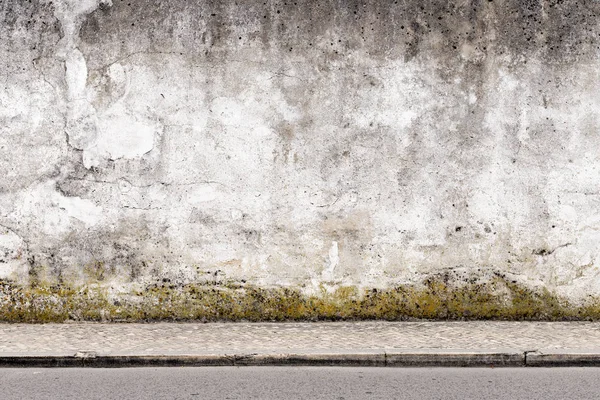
[1,0,600,300]
[53,0,157,168]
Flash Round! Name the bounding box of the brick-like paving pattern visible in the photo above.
[1,322,600,356]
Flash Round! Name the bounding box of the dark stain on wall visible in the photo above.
[1,0,60,74]
[78,0,600,68]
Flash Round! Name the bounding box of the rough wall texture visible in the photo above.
[2,0,600,317]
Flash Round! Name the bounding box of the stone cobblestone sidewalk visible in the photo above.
[2,322,600,357]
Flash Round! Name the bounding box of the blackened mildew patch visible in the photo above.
[78,0,600,69]
[1,0,61,75]
[1,0,57,32]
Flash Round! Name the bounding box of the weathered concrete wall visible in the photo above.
[2,0,600,315]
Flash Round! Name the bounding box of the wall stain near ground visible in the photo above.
[2,274,600,322]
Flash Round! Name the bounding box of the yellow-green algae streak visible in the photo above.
[2,276,600,322]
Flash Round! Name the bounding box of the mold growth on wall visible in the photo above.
[2,272,600,322]
[2,0,600,320]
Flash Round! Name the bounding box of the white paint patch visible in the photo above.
[231,209,243,220]
[13,182,104,236]
[56,195,103,226]
[64,49,88,99]
[0,228,27,279]
[95,109,157,161]
[468,92,478,104]
[186,185,218,205]
[106,62,126,82]
[322,241,339,281]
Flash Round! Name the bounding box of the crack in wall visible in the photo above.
[31,57,59,94]
[533,242,573,257]
[88,51,189,72]
[64,177,229,190]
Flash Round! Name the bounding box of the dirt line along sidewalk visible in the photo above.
[1,321,600,367]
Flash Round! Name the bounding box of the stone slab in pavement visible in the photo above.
[1,322,600,367]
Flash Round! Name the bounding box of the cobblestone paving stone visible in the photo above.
[1,322,600,356]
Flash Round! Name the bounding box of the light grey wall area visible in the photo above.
[1,0,600,299]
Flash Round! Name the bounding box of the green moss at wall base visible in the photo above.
[1,277,599,323]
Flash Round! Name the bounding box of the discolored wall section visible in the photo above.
[2,0,600,309]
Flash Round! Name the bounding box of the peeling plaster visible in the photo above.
[52,0,157,168]
[52,0,106,154]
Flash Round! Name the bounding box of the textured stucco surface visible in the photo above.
[2,0,600,303]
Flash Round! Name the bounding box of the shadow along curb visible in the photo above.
[0,351,527,368]
[3,350,600,367]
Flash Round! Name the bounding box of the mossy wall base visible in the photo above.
[3,276,600,323]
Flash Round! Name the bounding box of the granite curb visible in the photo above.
[3,349,599,367]
[525,350,600,367]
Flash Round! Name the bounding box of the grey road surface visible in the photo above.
[1,367,599,400]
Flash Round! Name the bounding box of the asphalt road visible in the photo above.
[1,367,600,399]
